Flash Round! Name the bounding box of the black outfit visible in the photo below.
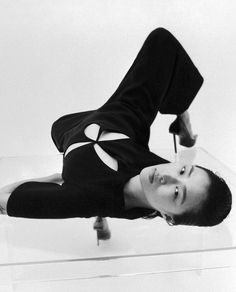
[7,28,204,219]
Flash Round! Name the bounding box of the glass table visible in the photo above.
[0,147,235,286]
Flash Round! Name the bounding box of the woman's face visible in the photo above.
[139,162,210,220]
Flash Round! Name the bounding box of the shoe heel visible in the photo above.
[96,232,100,246]
[173,133,177,154]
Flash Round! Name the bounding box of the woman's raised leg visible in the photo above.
[98,27,204,126]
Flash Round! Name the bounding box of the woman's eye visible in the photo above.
[174,186,179,199]
[180,166,186,175]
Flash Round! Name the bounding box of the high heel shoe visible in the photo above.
[93,217,111,246]
[169,116,198,154]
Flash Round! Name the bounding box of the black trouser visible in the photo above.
[51,27,204,153]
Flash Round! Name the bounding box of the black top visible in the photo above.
[6,28,204,219]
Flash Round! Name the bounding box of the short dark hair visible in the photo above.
[144,165,232,227]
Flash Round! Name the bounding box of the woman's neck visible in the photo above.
[123,174,151,210]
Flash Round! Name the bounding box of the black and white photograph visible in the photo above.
[0,1,235,291]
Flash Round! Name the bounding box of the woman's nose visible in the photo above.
[161,175,179,185]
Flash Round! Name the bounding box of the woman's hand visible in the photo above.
[0,188,10,214]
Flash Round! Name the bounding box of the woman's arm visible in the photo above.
[0,173,64,194]
[0,173,64,215]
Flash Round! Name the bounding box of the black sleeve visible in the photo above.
[6,181,100,219]
[98,28,204,127]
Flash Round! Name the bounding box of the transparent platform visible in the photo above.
[0,147,235,288]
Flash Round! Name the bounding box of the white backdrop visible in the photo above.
[0,0,235,172]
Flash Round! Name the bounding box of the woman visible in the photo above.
[0,28,232,242]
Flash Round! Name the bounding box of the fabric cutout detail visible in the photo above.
[64,141,91,157]
[94,143,118,171]
[99,130,130,141]
[84,123,100,141]
[64,123,130,171]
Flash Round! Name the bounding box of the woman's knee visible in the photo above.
[146,27,177,47]
[148,27,172,39]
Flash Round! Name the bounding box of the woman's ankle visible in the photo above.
[179,110,190,122]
